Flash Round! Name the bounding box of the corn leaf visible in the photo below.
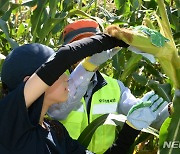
[0,19,18,48]
[120,53,142,82]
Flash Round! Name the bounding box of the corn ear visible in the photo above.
[106,25,180,89]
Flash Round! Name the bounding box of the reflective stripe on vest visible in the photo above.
[92,103,118,114]
[61,73,121,154]
[76,103,118,114]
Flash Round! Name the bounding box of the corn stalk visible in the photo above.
[160,90,180,153]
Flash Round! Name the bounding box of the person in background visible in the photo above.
[47,19,171,154]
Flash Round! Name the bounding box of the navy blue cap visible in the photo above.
[1,43,55,91]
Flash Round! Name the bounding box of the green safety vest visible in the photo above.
[61,73,121,154]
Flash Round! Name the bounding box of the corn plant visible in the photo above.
[106,0,180,153]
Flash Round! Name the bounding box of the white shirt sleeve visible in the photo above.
[117,80,140,115]
[47,63,94,120]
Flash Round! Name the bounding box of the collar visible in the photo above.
[92,71,107,92]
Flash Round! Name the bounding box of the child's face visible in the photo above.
[45,73,69,105]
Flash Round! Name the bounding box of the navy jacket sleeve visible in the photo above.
[0,83,32,148]
[0,83,44,149]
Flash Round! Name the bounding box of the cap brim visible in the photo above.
[63,32,96,45]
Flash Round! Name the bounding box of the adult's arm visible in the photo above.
[47,64,95,120]
[24,34,126,107]
[104,122,140,154]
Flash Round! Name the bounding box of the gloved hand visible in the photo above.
[127,91,169,130]
[81,47,120,71]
